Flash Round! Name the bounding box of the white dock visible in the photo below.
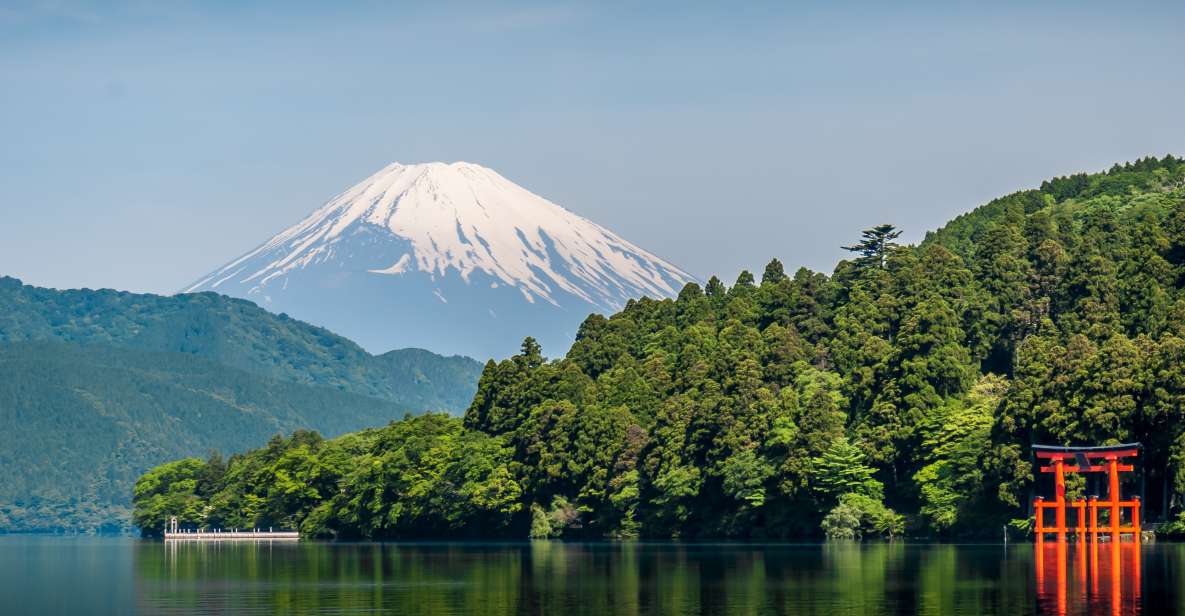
[164,529,300,541]
[162,517,299,541]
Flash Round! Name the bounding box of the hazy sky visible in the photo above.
[3,0,1183,293]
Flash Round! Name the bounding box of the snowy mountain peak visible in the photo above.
[185,161,695,358]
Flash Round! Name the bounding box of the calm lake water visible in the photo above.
[0,536,1179,615]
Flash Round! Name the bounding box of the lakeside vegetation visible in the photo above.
[135,156,1185,539]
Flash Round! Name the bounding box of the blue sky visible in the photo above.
[2,1,1183,293]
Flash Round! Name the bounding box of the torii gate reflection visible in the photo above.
[1035,538,1141,615]
[1031,444,1143,615]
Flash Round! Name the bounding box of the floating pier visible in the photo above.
[163,516,299,541]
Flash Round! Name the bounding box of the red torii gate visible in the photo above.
[1032,443,1141,543]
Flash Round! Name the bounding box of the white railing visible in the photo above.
[163,527,300,541]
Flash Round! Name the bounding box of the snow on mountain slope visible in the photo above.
[185,162,696,360]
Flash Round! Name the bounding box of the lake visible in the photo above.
[0,537,1178,615]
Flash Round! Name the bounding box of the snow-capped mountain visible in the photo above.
[184,162,696,360]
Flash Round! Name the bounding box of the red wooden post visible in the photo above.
[1110,540,1121,613]
[1089,496,1098,544]
[1132,540,1142,603]
[1090,538,1098,595]
[1133,495,1141,543]
[1075,499,1085,539]
[1055,458,1067,539]
[1036,496,1045,539]
[1075,538,1087,590]
[1056,538,1067,613]
[1036,532,1046,587]
[1108,455,1120,543]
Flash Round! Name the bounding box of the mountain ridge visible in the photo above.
[0,276,482,411]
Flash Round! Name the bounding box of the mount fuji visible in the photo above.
[184,162,696,360]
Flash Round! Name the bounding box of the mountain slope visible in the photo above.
[185,162,696,359]
[924,155,1185,259]
[0,341,410,533]
[0,278,481,531]
[0,276,482,411]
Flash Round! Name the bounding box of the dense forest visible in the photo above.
[0,281,483,532]
[134,156,1185,540]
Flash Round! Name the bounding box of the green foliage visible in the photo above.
[134,156,1185,539]
[842,224,903,269]
[821,493,904,540]
[811,437,884,502]
[529,502,556,539]
[132,458,208,536]
[135,415,522,539]
[1155,511,1185,540]
[913,375,1004,532]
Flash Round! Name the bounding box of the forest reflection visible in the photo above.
[127,541,1175,615]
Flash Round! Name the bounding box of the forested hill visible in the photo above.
[0,278,483,411]
[0,342,408,532]
[134,156,1185,540]
[0,280,482,532]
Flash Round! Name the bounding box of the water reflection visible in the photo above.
[7,537,1184,615]
[1035,539,1142,615]
[134,541,1044,615]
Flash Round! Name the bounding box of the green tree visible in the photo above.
[843,224,903,269]
[811,436,884,503]
[913,375,1005,532]
[132,458,207,536]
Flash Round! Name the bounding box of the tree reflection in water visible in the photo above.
[120,540,1179,615]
